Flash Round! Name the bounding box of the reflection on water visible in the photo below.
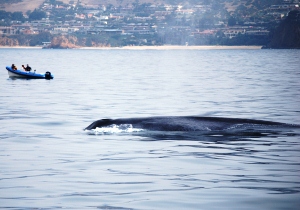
[1,126,300,209]
[136,128,300,141]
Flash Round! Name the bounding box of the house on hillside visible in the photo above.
[223,29,246,38]
[0,26,16,35]
[245,30,269,36]
[192,30,216,38]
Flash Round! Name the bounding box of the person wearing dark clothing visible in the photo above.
[25,64,31,72]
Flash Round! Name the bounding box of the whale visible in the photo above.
[84,116,300,132]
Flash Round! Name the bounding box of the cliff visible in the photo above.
[269,10,300,49]
[44,35,79,49]
[0,36,19,46]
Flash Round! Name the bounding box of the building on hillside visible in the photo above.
[192,30,216,38]
[52,26,79,34]
[0,26,16,35]
[223,29,246,38]
[245,30,269,36]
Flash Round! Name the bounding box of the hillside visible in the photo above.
[269,10,300,49]
[1,0,298,48]
[1,0,162,12]
[0,0,285,13]
[0,0,44,13]
[0,0,176,13]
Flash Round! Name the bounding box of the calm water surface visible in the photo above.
[0,48,300,209]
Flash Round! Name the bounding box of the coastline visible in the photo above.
[0,45,263,50]
[81,45,263,50]
[0,46,43,49]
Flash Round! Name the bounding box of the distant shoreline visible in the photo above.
[81,45,263,50]
[0,45,263,50]
[0,46,43,49]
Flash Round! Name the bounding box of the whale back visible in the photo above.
[84,116,296,131]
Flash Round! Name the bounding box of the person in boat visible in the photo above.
[11,64,17,70]
[25,64,31,72]
[22,65,26,71]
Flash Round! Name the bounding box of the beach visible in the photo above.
[0,45,263,50]
[81,45,263,50]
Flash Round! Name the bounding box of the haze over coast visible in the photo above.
[1,0,299,48]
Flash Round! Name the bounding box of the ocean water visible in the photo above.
[0,48,300,210]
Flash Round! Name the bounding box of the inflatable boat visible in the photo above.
[6,66,54,80]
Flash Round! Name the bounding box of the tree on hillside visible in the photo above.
[0,0,22,3]
[29,9,46,21]
[11,12,25,21]
[228,16,236,26]
[269,10,300,49]
[199,12,215,29]
[0,10,25,22]
[0,10,10,20]
[29,31,52,46]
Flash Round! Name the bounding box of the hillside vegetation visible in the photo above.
[2,0,162,12]
[269,10,300,48]
[0,0,45,13]
[1,0,299,48]
[0,0,287,12]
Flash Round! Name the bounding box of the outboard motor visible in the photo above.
[45,71,52,80]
